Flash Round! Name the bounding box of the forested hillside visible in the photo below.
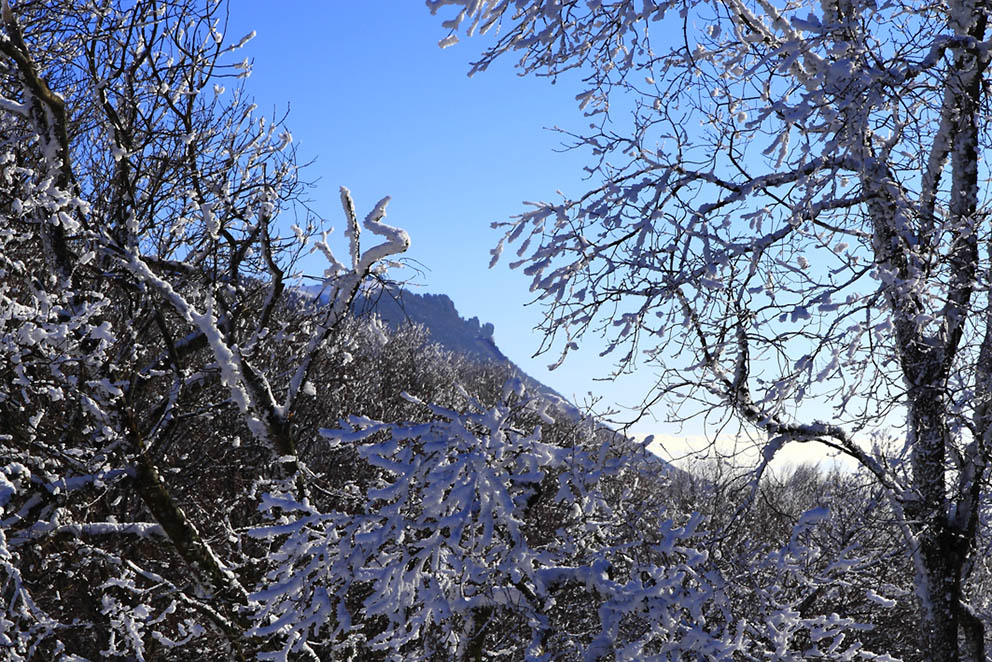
[350,286,578,413]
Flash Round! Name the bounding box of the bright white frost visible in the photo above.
[246,381,893,661]
[248,382,732,660]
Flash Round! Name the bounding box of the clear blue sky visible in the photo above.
[229,2,837,466]
[227,3,649,408]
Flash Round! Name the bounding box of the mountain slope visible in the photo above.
[352,287,579,416]
[356,288,506,364]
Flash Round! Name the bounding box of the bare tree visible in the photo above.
[433,0,992,658]
[0,1,406,658]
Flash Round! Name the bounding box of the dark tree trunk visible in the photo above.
[907,392,967,662]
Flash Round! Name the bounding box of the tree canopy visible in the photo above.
[432,0,992,659]
[1,0,991,660]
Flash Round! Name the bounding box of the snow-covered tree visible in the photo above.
[0,1,407,658]
[251,377,901,661]
[0,0,974,659]
[432,0,992,659]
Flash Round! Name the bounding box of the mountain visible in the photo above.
[301,283,672,472]
[351,287,580,416]
[356,288,507,364]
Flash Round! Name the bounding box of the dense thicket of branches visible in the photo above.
[2,0,991,660]
[431,0,992,659]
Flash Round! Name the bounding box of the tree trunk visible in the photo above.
[131,428,253,660]
[908,393,965,662]
[465,606,493,661]
[916,530,962,662]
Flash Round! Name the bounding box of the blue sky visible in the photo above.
[228,4,662,418]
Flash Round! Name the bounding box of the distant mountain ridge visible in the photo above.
[301,283,673,472]
[350,287,578,415]
[356,289,507,365]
